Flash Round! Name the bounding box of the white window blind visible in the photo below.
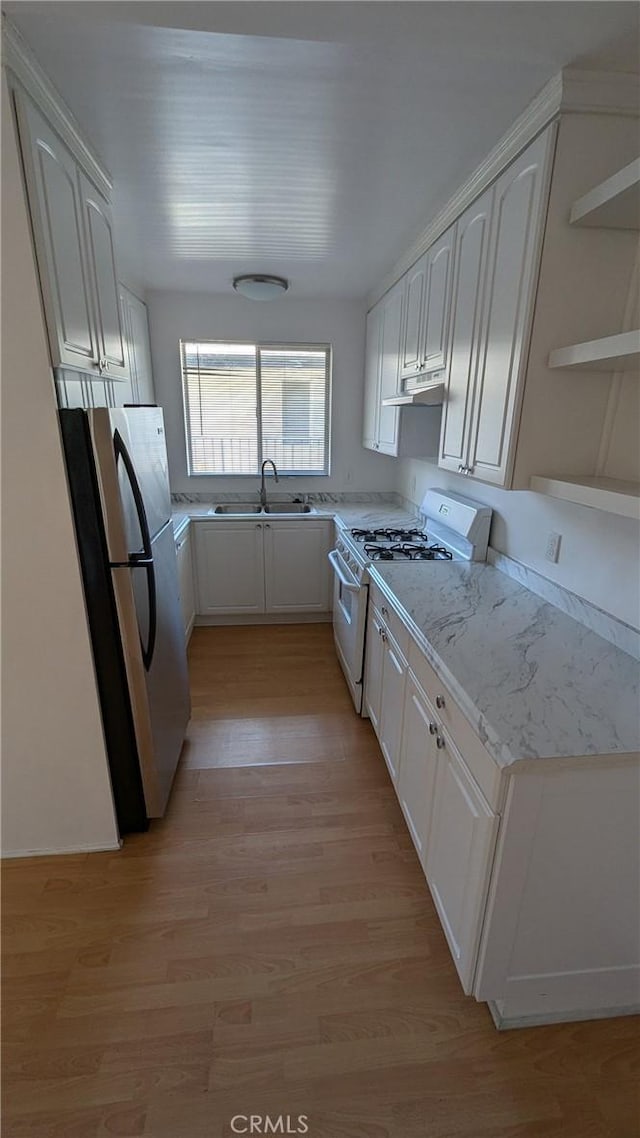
[180,341,331,476]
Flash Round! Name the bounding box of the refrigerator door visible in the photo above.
[129,520,190,813]
[89,407,171,561]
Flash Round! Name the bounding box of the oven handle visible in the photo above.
[328,549,361,592]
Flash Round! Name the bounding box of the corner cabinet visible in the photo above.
[12,87,129,386]
[194,519,333,618]
[119,286,156,405]
[439,126,555,485]
[363,281,442,460]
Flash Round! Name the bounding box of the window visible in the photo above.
[180,340,331,476]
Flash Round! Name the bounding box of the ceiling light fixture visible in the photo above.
[232,274,289,301]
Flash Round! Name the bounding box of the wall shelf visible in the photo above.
[548,330,640,372]
[530,475,640,520]
[569,158,640,229]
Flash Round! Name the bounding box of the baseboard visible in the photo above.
[195,613,332,626]
[488,999,640,1030]
[1,839,122,859]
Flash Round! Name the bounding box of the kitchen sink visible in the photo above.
[212,504,262,514]
[263,503,312,514]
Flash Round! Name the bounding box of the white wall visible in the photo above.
[1,74,120,856]
[398,459,640,629]
[146,291,397,496]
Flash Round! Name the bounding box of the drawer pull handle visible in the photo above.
[428,721,437,735]
[381,606,388,617]
[436,734,445,750]
[381,631,388,643]
[436,694,445,709]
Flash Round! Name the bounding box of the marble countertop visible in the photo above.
[171,501,420,536]
[369,561,639,768]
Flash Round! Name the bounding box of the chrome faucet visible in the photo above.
[259,459,279,507]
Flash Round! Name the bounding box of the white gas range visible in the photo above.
[328,490,492,713]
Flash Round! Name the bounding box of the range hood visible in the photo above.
[382,381,445,407]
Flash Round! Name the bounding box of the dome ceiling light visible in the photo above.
[232,274,289,301]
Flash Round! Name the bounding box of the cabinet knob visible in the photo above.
[436,694,445,709]
[381,606,388,618]
[436,734,445,750]
[428,721,437,735]
[381,630,388,643]
[458,464,464,473]
[265,523,271,529]
[256,523,263,529]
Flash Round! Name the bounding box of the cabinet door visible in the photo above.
[423,225,456,373]
[194,522,265,615]
[363,607,384,734]
[439,187,493,473]
[363,304,382,450]
[399,253,427,383]
[120,285,156,404]
[175,527,196,642]
[397,672,439,865]
[15,93,98,372]
[80,172,129,379]
[264,520,332,613]
[426,729,499,993]
[378,631,407,785]
[467,128,554,486]
[376,282,403,455]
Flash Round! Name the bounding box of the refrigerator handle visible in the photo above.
[113,429,157,671]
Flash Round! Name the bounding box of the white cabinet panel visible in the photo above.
[378,632,407,785]
[423,226,456,374]
[398,672,439,863]
[120,285,156,405]
[363,607,384,734]
[194,521,265,615]
[175,526,196,642]
[439,187,493,473]
[264,520,332,613]
[426,730,499,993]
[399,254,427,382]
[468,129,554,485]
[377,284,402,454]
[80,173,128,379]
[15,93,98,372]
[363,304,382,450]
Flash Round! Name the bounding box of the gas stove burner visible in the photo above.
[427,545,453,560]
[352,528,378,543]
[365,545,395,560]
[384,528,430,543]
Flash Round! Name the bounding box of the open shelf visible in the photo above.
[570,158,640,229]
[530,475,640,520]
[548,330,640,372]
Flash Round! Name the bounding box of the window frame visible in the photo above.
[180,339,332,478]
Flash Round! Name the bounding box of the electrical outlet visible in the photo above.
[545,531,562,563]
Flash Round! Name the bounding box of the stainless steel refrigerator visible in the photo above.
[59,406,190,833]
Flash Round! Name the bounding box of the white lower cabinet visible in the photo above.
[364,606,384,735]
[397,671,439,864]
[194,519,332,617]
[425,729,499,993]
[175,526,196,642]
[264,520,332,613]
[195,521,265,615]
[378,631,407,785]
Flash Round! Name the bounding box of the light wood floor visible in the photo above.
[2,625,638,1137]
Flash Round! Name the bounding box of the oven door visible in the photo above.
[328,548,367,713]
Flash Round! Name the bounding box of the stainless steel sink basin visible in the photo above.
[263,503,312,514]
[212,504,262,515]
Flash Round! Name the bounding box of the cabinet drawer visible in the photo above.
[408,641,503,809]
[368,583,410,660]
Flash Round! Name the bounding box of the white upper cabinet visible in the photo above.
[362,282,401,455]
[439,187,493,473]
[467,128,555,485]
[399,254,427,382]
[14,93,98,373]
[400,226,456,386]
[79,172,128,379]
[120,285,156,405]
[13,87,130,390]
[439,126,554,485]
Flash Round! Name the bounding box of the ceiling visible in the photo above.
[6,2,639,299]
